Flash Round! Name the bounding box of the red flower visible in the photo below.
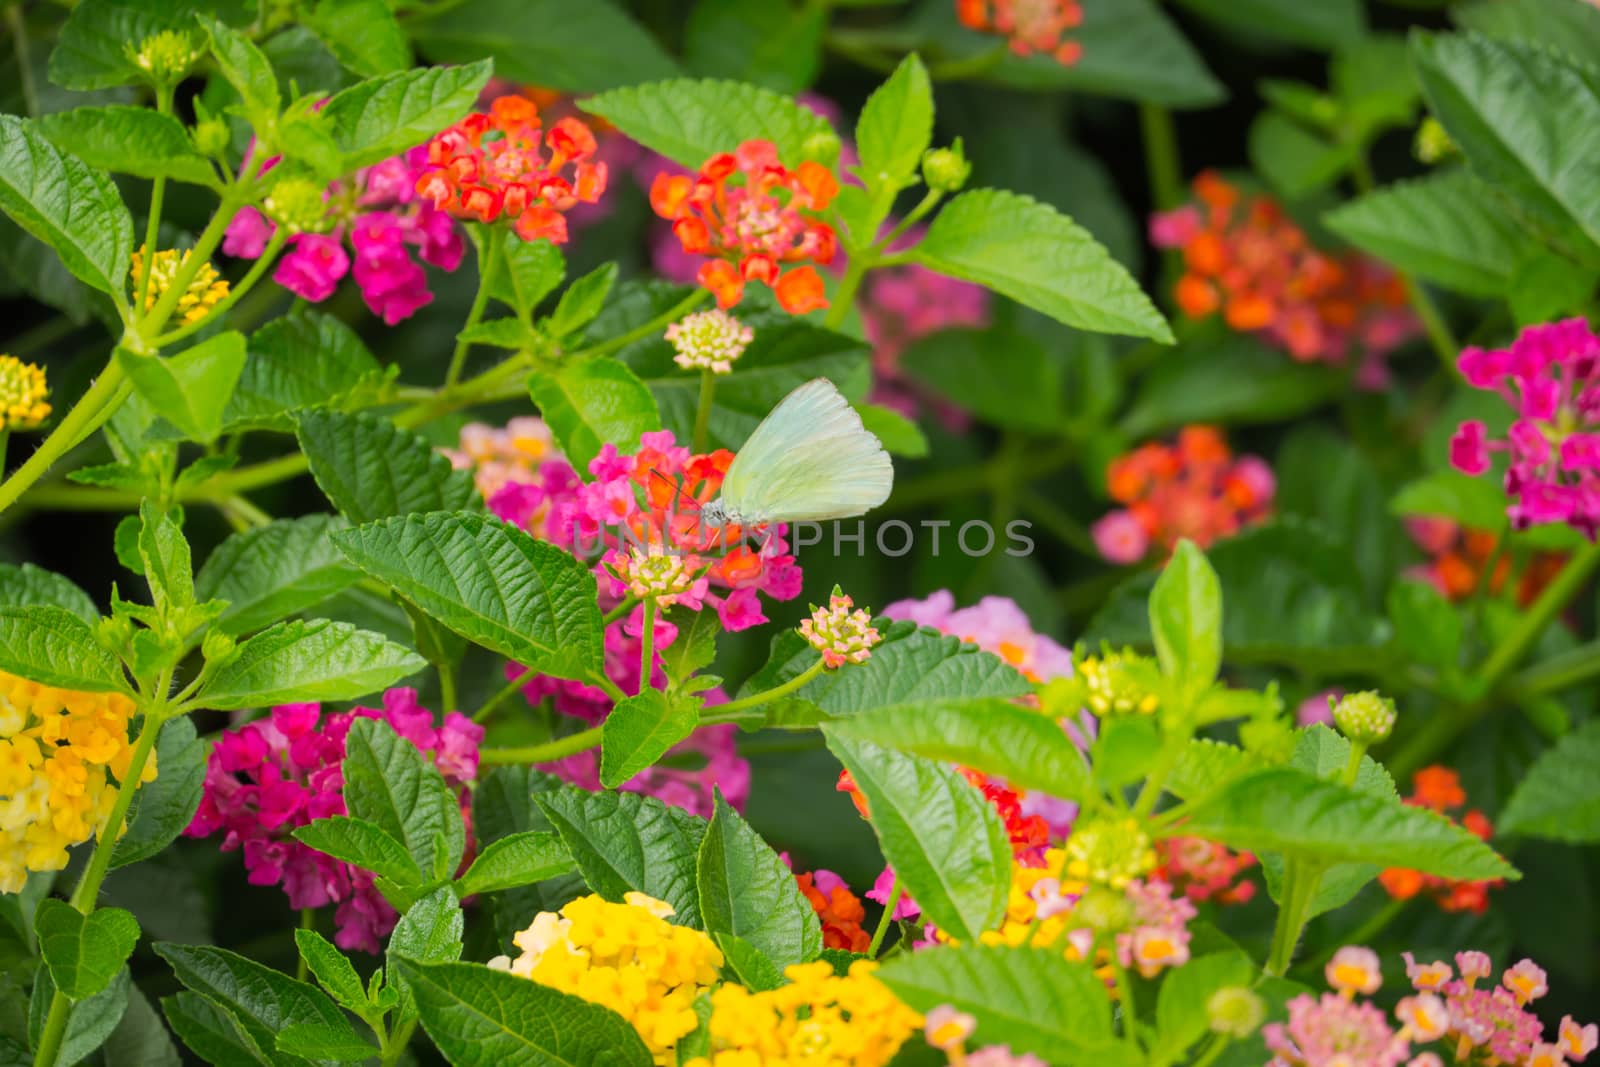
[957,0,1084,65]
[650,139,839,314]
[1380,767,1504,914]
[796,872,872,953]
[415,94,607,245]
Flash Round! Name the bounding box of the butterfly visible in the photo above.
[697,377,894,529]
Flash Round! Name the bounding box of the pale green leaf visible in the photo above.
[294,929,369,1016]
[38,106,217,187]
[323,60,493,170]
[600,689,700,789]
[118,332,248,444]
[529,357,661,472]
[855,54,933,197]
[293,816,425,887]
[458,831,575,895]
[1149,539,1222,704]
[582,78,833,169]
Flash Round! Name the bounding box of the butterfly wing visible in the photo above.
[719,378,894,523]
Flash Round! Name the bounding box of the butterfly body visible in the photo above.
[700,378,894,527]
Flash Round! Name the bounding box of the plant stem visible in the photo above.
[381,1020,416,1067]
[1517,638,1600,697]
[823,256,869,331]
[576,288,708,359]
[1265,859,1324,977]
[691,369,716,453]
[479,725,604,765]
[639,599,656,690]
[6,2,37,119]
[137,196,244,339]
[703,656,828,721]
[438,658,458,714]
[0,361,127,517]
[473,668,534,724]
[868,879,902,956]
[1139,104,1184,211]
[448,229,502,387]
[602,597,639,626]
[295,909,314,981]
[1111,959,1141,1049]
[153,229,287,348]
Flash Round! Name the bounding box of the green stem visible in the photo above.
[447,229,502,387]
[0,361,126,517]
[823,256,869,331]
[152,229,287,348]
[639,599,656,691]
[1516,638,1600,697]
[868,879,902,956]
[137,196,244,339]
[479,725,603,765]
[703,656,828,721]
[380,1019,416,1067]
[603,597,639,626]
[473,668,534,725]
[438,658,458,714]
[1265,859,1323,977]
[691,369,716,454]
[1111,958,1141,1048]
[6,3,37,119]
[575,288,708,359]
[1139,103,1184,211]
[295,909,313,981]
[875,190,942,251]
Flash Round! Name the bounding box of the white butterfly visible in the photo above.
[698,378,894,527]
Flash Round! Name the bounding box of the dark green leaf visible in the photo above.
[0,563,97,622]
[0,605,128,693]
[225,309,389,432]
[306,0,411,76]
[458,831,575,895]
[487,236,565,319]
[388,887,465,1022]
[714,933,786,991]
[297,410,480,523]
[294,928,369,1016]
[900,328,1063,431]
[30,966,130,1067]
[112,716,206,868]
[1500,718,1600,843]
[48,0,209,90]
[161,990,269,1067]
[537,788,707,926]
[697,792,821,970]
[198,618,424,709]
[294,816,425,887]
[683,0,824,93]
[343,718,466,885]
[528,358,661,472]
[1175,0,1364,49]
[275,1023,378,1062]
[198,16,279,121]
[101,984,182,1067]
[35,901,140,1000]
[196,516,362,636]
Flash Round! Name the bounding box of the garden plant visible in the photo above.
[1,0,1599,1064]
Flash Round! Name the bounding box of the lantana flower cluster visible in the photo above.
[443,415,561,500]
[665,309,754,374]
[0,354,51,432]
[801,593,883,668]
[224,145,466,325]
[489,892,723,1066]
[1093,425,1275,564]
[923,1005,1045,1067]
[185,691,481,952]
[1379,766,1503,914]
[651,139,839,314]
[1151,172,1417,387]
[795,868,873,953]
[683,959,923,1067]
[1450,317,1600,538]
[956,0,1084,65]
[1401,951,1596,1066]
[0,670,156,893]
[416,93,607,245]
[1155,836,1258,905]
[130,245,230,324]
[1404,516,1567,607]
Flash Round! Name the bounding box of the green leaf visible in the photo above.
[529,358,661,472]
[487,236,565,318]
[38,107,217,187]
[1119,331,1342,438]
[30,966,130,1067]
[854,403,928,458]
[1249,111,1354,200]
[714,933,785,992]
[198,16,280,122]
[855,54,933,199]
[306,0,411,76]
[548,262,618,339]
[118,333,248,444]
[600,690,701,789]
[297,410,480,523]
[399,959,654,1067]
[683,0,823,93]
[323,60,493,171]
[343,718,466,885]
[1149,540,1223,704]
[822,698,1091,803]
[224,309,389,432]
[388,887,465,1022]
[48,0,208,90]
[0,605,128,693]
[913,189,1171,342]
[329,511,606,683]
[153,943,357,1061]
[582,78,834,169]
[1150,951,1257,1065]
[458,831,575,895]
[1184,766,1516,881]
[899,328,1063,431]
[1092,715,1163,789]
[413,0,677,93]
[1175,0,1364,49]
[1411,32,1600,259]
[1387,580,1463,671]
[196,515,363,636]
[137,500,195,620]
[275,1023,378,1062]
[659,605,720,684]
[1454,0,1600,63]
[876,945,1115,1062]
[0,563,97,622]
[697,792,822,970]
[0,115,133,298]
[460,318,540,349]
[537,788,707,926]
[35,901,140,1001]
[293,929,369,1016]
[161,991,269,1067]
[822,734,1010,942]
[293,816,426,887]
[102,985,183,1067]
[1325,170,1537,297]
[198,618,424,709]
[112,716,206,868]
[1165,740,1265,801]
[1390,470,1509,531]
[1500,718,1600,843]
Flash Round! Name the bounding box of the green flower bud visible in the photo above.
[95,615,134,652]
[127,30,203,85]
[801,129,842,170]
[1207,987,1265,1038]
[1071,885,1134,935]
[922,138,971,193]
[1415,118,1457,165]
[201,629,237,665]
[263,177,330,234]
[1332,690,1397,745]
[191,117,231,159]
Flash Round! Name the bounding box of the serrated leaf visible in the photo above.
[0,563,97,621]
[35,901,140,1000]
[486,235,565,318]
[275,1023,378,1062]
[714,933,785,992]
[119,333,248,444]
[306,0,411,76]
[1325,169,1537,297]
[196,515,362,636]
[600,689,701,789]
[294,816,426,887]
[1500,718,1600,843]
[697,792,821,969]
[102,985,182,1067]
[197,618,424,709]
[48,0,208,90]
[582,78,833,169]
[0,605,128,693]
[399,959,654,1067]
[137,500,195,620]
[458,831,575,895]
[198,16,279,121]
[343,718,466,884]
[529,358,661,472]
[913,189,1171,342]
[1149,539,1222,705]
[30,966,130,1067]
[537,788,707,926]
[388,886,465,1022]
[855,54,932,198]
[460,318,539,349]
[1454,0,1600,63]
[161,991,269,1067]
[38,106,217,187]
[112,716,205,868]
[329,511,605,682]
[293,929,369,1015]
[876,946,1115,1062]
[822,734,1010,942]
[0,115,133,298]
[298,410,480,523]
[548,262,617,339]
[225,310,388,432]
[659,605,719,684]
[1184,767,1516,881]
[1164,739,1265,801]
[323,60,493,170]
